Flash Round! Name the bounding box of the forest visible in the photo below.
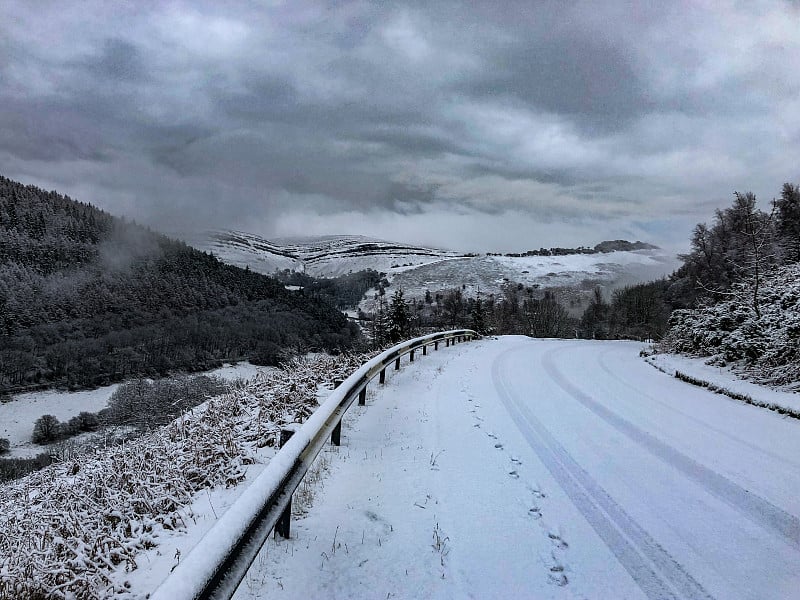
[0,176,360,395]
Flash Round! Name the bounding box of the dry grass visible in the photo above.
[0,351,375,599]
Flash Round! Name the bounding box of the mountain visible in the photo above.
[194,230,463,277]
[194,230,679,313]
[0,176,359,395]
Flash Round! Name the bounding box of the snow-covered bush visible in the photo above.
[65,411,100,435]
[102,374,228,430]
[0,351,376,599]
[31,414,62,444]
[659,264,800,387]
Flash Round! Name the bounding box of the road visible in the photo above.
[236,336,800,599]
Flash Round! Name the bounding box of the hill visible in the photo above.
[195,230,463,277]
[0,176,359,395]
[194,231,678,313]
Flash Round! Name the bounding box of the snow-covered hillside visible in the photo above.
[193,231,462,278]
[192,231,679,308]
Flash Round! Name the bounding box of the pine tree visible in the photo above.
[470,297,486,334]
[388,289,410,343]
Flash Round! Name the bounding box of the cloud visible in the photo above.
[0,0,798,254]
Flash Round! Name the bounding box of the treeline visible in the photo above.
[580,281,672,341]
[0,175,360,395]
[579,182,800,342]
[490,239,656,258]
[365,285,577,344]
[273,268,385,309]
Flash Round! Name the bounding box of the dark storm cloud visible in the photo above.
[1,0,798,252]
[462,32,651,134]
[79,38,148,82]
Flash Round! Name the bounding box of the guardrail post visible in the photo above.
[410,349,415,362]
[446,338,450,347]
[379,368,386,384]
[359,386,367,405]
[434,341,439,350]
[395,357,401,370]
[422,344,427,355]
[331,380,343,446]
[276,426,298,538]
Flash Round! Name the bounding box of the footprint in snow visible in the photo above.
[494,442,503,449]
[548,570,569,587]
[508,470,519,479]
[510,457,522,465]
[529,487,546,499]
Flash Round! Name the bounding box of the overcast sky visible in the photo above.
[2,1,798,253]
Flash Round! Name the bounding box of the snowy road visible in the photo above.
[235,336,800,600]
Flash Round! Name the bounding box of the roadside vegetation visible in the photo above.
[0,351,376,599]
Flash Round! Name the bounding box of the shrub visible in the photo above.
[104,375,228,429]
[0,438,9,454]
[0,453,53,483]
[31,414,62,444]
[65,411,100,435]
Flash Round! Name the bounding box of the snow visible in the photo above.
[9,337,799,598]
[150,333,468,599]
[195,231,679,297]
[645,352,800,414]
[0,384,120,457]
[1,353,369,598]
[229,337,800,599]
[0,362,269,458]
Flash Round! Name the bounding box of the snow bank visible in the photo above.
[645,352,800,416]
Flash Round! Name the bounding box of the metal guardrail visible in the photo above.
[150,329,479,600]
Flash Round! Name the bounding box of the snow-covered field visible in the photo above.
[0,362,268,458]
[385,250,674,303]
[158,338,799,599]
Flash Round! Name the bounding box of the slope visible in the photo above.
[0,175,359,395]
[195,230,679,311]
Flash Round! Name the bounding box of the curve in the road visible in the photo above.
[594,347,800,472]
[541,348,800,553]
[493,349,714,600]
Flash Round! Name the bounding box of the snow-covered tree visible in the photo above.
[660,263,800,388]
[775,183,800,263]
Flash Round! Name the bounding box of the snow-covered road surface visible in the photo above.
[235,336,800,600]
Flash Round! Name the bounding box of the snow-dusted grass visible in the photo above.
[0,353,372,599]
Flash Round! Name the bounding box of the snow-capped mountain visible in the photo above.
[192,230,680,307]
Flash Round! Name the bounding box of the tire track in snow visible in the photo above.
[492,351,713,600]
[594,347,800,472]
[541,349,800,553]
